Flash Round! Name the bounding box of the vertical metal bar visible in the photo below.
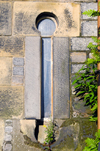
[98,0,100,130]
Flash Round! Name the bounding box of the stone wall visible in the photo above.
[0,0,97,151]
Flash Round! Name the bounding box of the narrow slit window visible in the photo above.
[37,17,56,118]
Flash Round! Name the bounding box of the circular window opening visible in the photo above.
[36,12,58,36]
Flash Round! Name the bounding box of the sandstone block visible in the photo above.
[5,126,13,134]
[12,76,23,85]
[13,58,24,66]
[81,3,97,20]
[71,38,95,51]
[13,67,24,76]
[81,21,97,36]
[4,134,12,141]
[0,2,11,35]
[0,37,24,57]
[0,86,23,118]
[13,120,41,151]
[71,64,84,73]
[70,52,86,62]
[20,120,36,142]
[0,57,12,85]
[25,37,41,119]
[3,144,12,151]
[53,37,70,118]
[13,2,80,37]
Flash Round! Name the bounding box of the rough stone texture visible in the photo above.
[0,2,12,35]
[13,2,80,37]
[13,67,24,76]
[81,21,97,36]
[0,37,24,57]
[57,119,97,151]
[81,3,97,20]
[4,134,12,141]
[20,120,36,142]
[25,37,41,119]
[71,38,95,51]
[38,125,47,144]
[0,120,4,151]
[71,64,84,73]
[5,120,13,126]
[52,122,80,150]
[13,58,24,66]
[3,144,12,151]
[0,57,12,85]
[0,86,23,118]
[53,37,70,119]
[12,76,24,85]
[72,97,91,118]
[70,52,86,62]
[5,126,13,134]
[13,120,42,151]
[81,119,97,141]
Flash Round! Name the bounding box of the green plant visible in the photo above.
[83,130,100,151]
[72,36,100,121]
[72,8,100,151]
[43,119,54,150]
[72,9,100,122]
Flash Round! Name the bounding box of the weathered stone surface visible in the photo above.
[0,2,11,35]
[25,37,41,119]
[0,86,23,118]
[59,119,97,150]
[71,38,95,51]
[5,120,13,126]
[13,2,80,37]
[13,67,24,75]
[53,37,70,118]
[38,125,47,144]
[52,122,80,150]
[12,76,24,85]
[70,52,86,62]
[0,37,24,56]
[0,57,12,85]
[81,21,97,36]
[72,97,91,118]
[81,3,97,20]
[13,58,24,66]
[71,64,84,73]
[4,134,12,141]
[20,120,36,142]
[71,64,83,74]
[3,144,12,151]
[80,119,97,140]
[13,120,42,151]
[0,120,4,151]
[5,126,13,134]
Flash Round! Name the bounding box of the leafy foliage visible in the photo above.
[72,37,100,121]
[43,119,55,150]
[83,9,100,17]
[72,8,100,151]
[83,130,100,151]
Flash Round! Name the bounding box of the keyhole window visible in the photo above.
[37,17,56,118]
